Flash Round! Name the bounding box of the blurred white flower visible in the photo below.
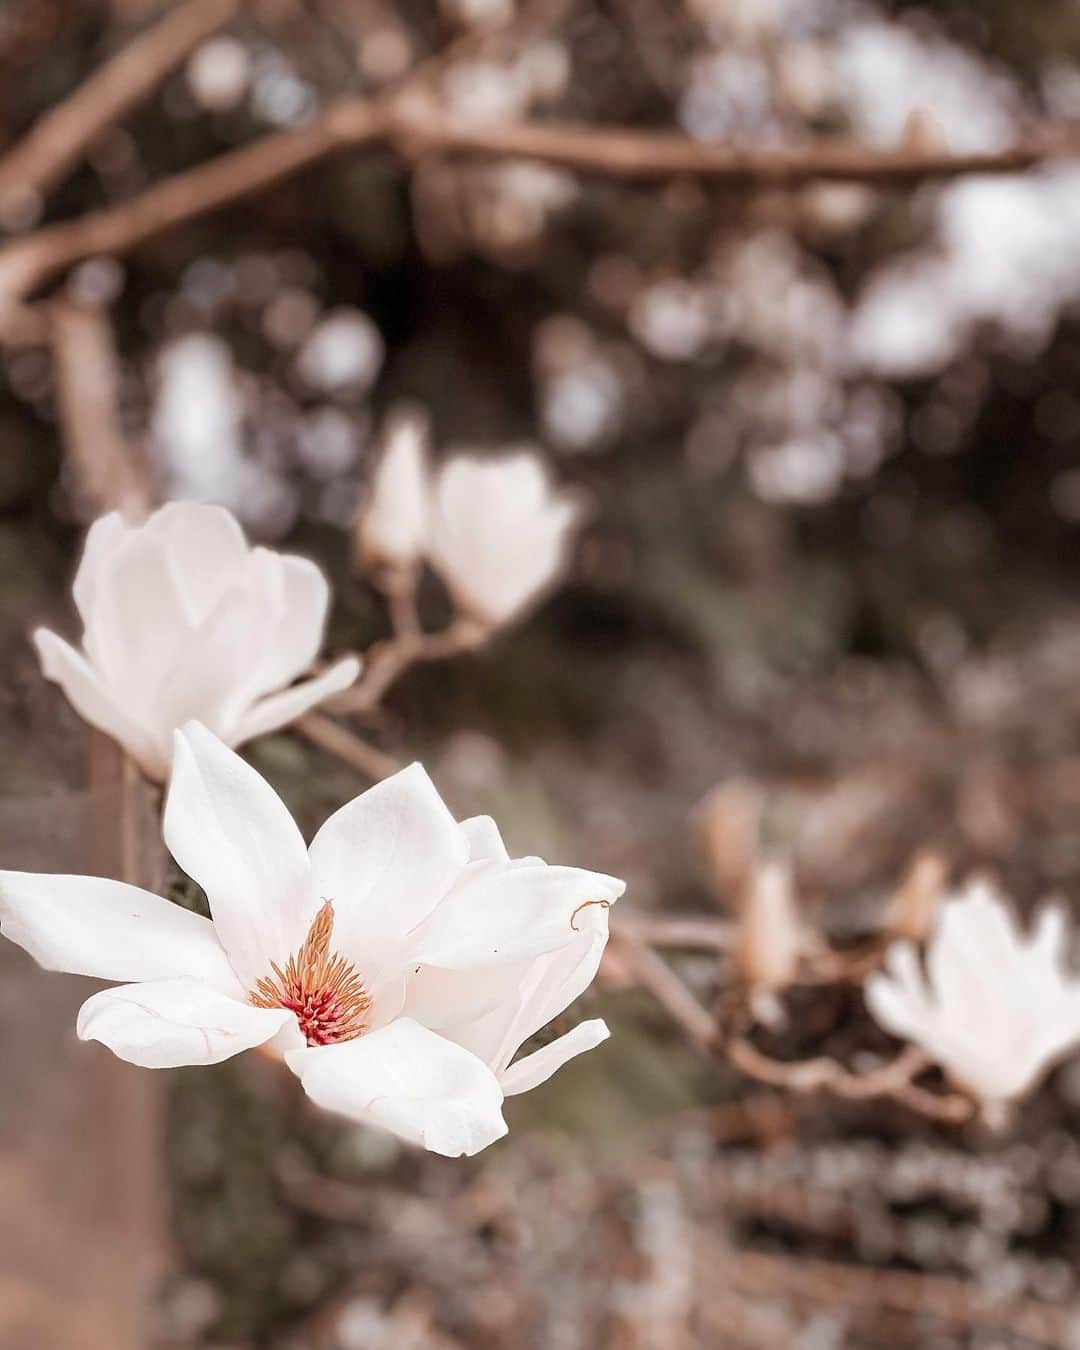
[186,37,251,112]
[151,334,298,538]
[540,359,623,452]
[405,812,614,1094]
[630,280,713,361]
[866,881,1080,1119]
[356,406,430,573]
[296,308,384,394]
[34,503,360,781]
[836,21,1018,153]
[0,725,623,1156]
[429,450,583,628]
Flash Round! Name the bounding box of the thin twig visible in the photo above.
[724,1037,974,1123]
[0,0,241,213]
[618,912,733,952]
[330,616,485,715]
[294,711,402,781]
[612,924,719,1052]
[0,97,389,318]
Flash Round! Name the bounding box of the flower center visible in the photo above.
[249,900,370,1046]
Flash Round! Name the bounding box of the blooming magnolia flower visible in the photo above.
[34,503,360,781]
[429,450,583,628]
[0,724,623,1156]
[356,407,430,573]
[866,880,1080,1117]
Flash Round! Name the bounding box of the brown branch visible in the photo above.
[1,86,1078,327]
[611,924,719,1052]
[0,97,389,319]
[724,1037,974,1123]
[49,298,155,519]
[294,711,401,782]
[388,112,1067,184]
[0,0,241,214]
[330,614,486,715]
[617,912,733,952]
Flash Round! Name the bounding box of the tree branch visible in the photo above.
[0,0,241,214]
[49,297,155,519]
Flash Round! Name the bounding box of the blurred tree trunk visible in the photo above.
[0,732,167,1350]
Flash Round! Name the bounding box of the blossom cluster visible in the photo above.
[4,491,616,1157]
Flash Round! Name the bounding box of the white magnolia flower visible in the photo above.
[866,880,1080,1116]
[0,724,623,1156]
[356,407,430,573]
[34,503,360,781]
[429,450,583,628]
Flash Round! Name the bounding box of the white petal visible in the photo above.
[150,501,249,626]
[308,763,469,964]
[286,1017,507,1157]
[245,553,331,698]
[33,629,166,779]
[459,814,510,863]
[0,870,238,987]
[501,1019,610,1096]
[164,722,313,987]
[411,861,624,969]
[78,978,290,1068]
[82,524,192,717]
[150,588,269,749]
[233,655,361,744]
[71,512,129,625]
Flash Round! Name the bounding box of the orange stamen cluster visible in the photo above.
[250,900,371,1046]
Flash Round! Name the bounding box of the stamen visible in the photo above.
[249,900,371,1046]
[570,898,612,931]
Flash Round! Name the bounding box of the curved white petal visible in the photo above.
[78,978,290,1068]
[286,1017,507,1157]
[165,723,313,987]
[151,588,269,749]
[0,870,238,987]
[247,553,333,698]
[410,861,623,969]
[501,1018,610,1096]
[233,655,361,744]
[82,525,192,718]
[33,629,166,779]
[308,763,468,965]
[72,512,129,625]
[459,814,510,864]
[150,501,249,626]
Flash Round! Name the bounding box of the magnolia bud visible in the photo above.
[356,406,431,575]
[736,860,802,1026]
[697,781,763,908]
[885,850,947,945]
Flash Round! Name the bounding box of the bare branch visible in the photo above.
[2,82,1078,329]
[294,711,401,782]
[725,1037,974,1123]
[0,0,241,214]
[611,924,719,1052]
[49,298,155,519]
[0,98,389,320]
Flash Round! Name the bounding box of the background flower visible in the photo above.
[34,503,359,780]
[866,881,1080,1116]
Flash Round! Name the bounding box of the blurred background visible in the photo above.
[3,0,1080,1346]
